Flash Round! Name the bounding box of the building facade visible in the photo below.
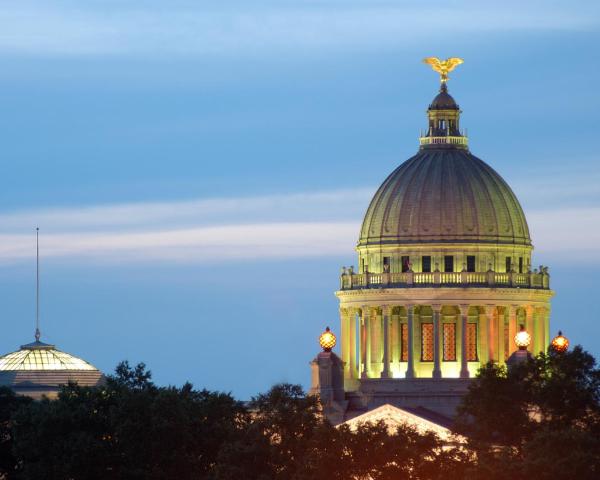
[319,65,554,420]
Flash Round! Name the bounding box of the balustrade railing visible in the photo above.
[339,270,551,290]
[419,136,468,147]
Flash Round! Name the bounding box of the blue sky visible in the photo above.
[0,1,599,398]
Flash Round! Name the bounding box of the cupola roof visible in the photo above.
[429,84,459,110]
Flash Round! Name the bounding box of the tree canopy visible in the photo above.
[1,347,598,479]
[454,346,600,480]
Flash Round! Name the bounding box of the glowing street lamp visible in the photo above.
[551,330,569,353]
[319,327,336,352]
[514,325,531,350]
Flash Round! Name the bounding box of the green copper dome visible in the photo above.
[359,149,531,247]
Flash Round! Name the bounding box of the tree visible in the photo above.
[11,361,244,480]
[455,346,600,480]
[0,387,31,479]
[214,383,471,480]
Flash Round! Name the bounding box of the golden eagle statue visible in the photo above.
[422,57,464,84]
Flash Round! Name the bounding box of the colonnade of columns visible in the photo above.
[340,304,550,382]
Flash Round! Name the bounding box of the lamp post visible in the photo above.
[507,325,532,368]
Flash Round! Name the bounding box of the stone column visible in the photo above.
[486,305,496,363]
[390,309,399,367]
[508,305,518,354]
[406,304,415,378]
[360,307,369,379]
[544,306,551,348]
[498,309,505,363]
[479,307,489,365]
[525,305,534,353]
[340,308,351,380]
[371,309,381,374]
[533,308,546,353]
[349,308,357,378]
[432,304,442,379]
[459,304,470,378]
[381,305,391,378]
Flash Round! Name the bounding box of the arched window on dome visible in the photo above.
[466,255,476,272]
[383,256,390,272]
[401,256,410,272]
[422,256,432,273]
[444,256,454,273]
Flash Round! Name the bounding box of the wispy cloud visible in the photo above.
[0,1,597,57]
[0,223,358,263]
[0,187,598,265]
[0,189,373,233]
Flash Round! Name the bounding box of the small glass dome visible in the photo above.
[0,341,98,371]
[0,339,104,399]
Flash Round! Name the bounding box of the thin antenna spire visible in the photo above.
[35,227,40,342]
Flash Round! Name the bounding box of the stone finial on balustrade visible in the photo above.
[486,265,495,286]
[461,263,468,283]
[528,269,535,287]
[542,266,550,288]
[433,262,441,284]
[382,268,390,285]
[341,266,347,275]
[348,265,354,274]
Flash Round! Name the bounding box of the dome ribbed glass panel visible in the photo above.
[0,348,97,371]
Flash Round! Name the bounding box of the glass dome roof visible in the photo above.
[0,341,98,371]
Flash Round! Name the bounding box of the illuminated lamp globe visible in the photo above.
[514,325,531,350]
[551,331,569,353]
[319,327,336,352]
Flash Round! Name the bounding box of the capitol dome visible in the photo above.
[0,339,104,399]
[352,78,535,276]
[359,148,531,247]
[330,58,554,424]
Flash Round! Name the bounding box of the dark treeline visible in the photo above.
[1,348,599,480]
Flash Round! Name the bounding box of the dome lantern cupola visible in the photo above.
[420,57,467,149]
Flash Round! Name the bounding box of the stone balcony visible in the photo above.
[339,269,550,291]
